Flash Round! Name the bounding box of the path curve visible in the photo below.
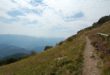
[83,37,100,75]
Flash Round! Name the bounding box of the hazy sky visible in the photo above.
[0,0,110,38]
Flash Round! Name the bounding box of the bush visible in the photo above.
[92,15,110,28]
[98,15,110,24]
[66,35,77,41]
[44,46,53,51]
[30,51,37,55]
[57,41,64,45]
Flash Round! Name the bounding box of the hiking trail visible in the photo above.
[83,37,100,75]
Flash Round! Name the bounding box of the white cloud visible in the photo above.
[0,0,110,38]
[0,0,18,17]
[12,0,33,8]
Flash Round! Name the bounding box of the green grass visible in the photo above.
[0,17,109,75]
[0,34,86,75]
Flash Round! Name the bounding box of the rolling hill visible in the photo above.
[0,16,110,75]
[0,35,63,52]
[0,44,30,58]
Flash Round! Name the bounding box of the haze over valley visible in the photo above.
[0,0,110,75]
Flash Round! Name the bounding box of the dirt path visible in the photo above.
[83,37,100,75]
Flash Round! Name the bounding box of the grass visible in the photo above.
[0,33,86,75]
[0,16,109,75]
[88,21,110,75]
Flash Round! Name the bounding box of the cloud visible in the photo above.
[0,0,110,38]
[73,12,84,18]
[30,0,44,6]
[0,17,19,24]
[62,11,85,22]
[7,9,25,17]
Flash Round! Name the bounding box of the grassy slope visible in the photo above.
[0,33,86,75]
[88,21,110,75]
[0,19,110,75]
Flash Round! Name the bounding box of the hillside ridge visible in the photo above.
[0,15,110,75]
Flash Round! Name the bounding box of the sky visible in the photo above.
[0,0,110,38]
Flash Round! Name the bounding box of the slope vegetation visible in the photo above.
[0,34,86,75]
[88,21,110,75]
[0,16,110,75]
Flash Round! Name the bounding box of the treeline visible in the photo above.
[0,51,36,66]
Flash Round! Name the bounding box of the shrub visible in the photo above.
[30,51,37,55]
[44,46,53,51]
[97,15,110,24]
[92,15,110,28]
[66,35,77,41]
[57,41,64,45]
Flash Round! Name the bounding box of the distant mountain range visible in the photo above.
[0,44,30,58]
[0,34,63,52]
[0,15,110,75]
